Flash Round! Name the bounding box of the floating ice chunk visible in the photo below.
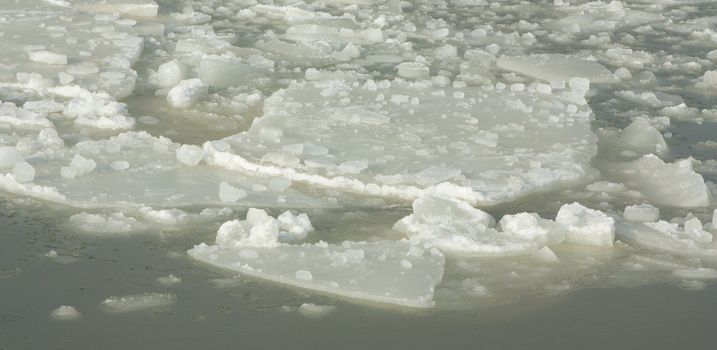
[50,306,81,321]
[396,62,430,80]
[175,144,204,166]
[100,293,177,313]
[60,154,97,179]
[684,217,712,243]
[394,195,562,257]
[496,54,618,84]
[69,212,145,233]
[604,155,711,208]
[695,71,717,91]
[615,91,684,108]
[139,207,189,226]
[0,147,24,169]
[555,203,615,247]
[548,1,662,35]
[532,246,559,263]
[616,220,717,259]
[189,239,444,308]
[157,274,182,286]
[198,55,262,88]
[215,209,313,248]
[623,204,660,223]
[12,162,36,183]
[73,0,159,17]
[156,60,186,87]
[219,181,247,202]
[28,50,67,65]
[619,117,668,155]
[297,303,336,318]
[713,209,717,230]
[167,79,207,108]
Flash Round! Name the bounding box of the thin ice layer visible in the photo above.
[189,240,445,308]
[497,54,618,84]
[207,79,598,205]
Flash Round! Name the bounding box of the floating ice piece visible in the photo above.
[190,239,444,308]
[684,217,712,243]
[100,292,177,313]
[619,118,668,155]
[548,1,662,35]
[556,202,615,247]
[615,91,684,108]
[497,54,618,84]
[28,50,67,65]
[50,306,81,320]
[695,71,717,91]
[167,79,208,108]
[157,274,182,286]
[60,154,97,179]
[219,182,248,202]
[198,55,265,88]
[393,195,563,257]
[12,162,36,183]
[175,144,204,166]
[615,220,717,259]
[0,147,25,169]
[207,79,598,205]
[396,62,430,80]
[156,60,187,87]
[215,208,313,248]
[69,212,146,233]
[72,0,159,17]
[623,204,660,223]
[297,303,336,318]
[603,155,711,208]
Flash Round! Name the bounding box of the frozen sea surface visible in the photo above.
[1,0,717,346]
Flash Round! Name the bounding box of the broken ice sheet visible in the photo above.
[497,54,618,84]
[207,78,598,205]
[0,2,144,99]
[189,210,444,308]
[0,131,342,209]
[190,240,445,308]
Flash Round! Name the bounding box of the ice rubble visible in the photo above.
[189,209,445,308]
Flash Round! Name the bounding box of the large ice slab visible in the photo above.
[497,54,618,84]
[189,210,445,308]
[206,79,598,205]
